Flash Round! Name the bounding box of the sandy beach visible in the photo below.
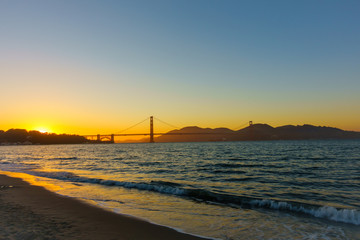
[0,174,208,240]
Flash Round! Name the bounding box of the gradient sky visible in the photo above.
[1,0,359,134]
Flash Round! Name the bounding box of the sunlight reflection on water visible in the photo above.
[0,140,359,239]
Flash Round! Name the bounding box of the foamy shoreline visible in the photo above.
[0,174,208,240]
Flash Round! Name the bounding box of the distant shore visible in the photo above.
[2,124,360,145]
[0,174,207,240]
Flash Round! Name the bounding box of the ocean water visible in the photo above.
[0,140,359,240]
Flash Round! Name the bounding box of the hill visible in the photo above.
[154,124,360,142]
[0,129,89,145]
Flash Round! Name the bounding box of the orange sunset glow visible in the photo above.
[34,127,51,134]
[0,2,359,240]
[1,1,359,135]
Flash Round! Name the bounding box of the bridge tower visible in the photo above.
[150,116,154,143]
[249,121,254,140]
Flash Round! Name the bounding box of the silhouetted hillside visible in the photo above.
[273,125,350,140]
[155,124,360,142]
[0,129,88,145]
[157,126,234,142]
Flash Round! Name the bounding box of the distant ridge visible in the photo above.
[154,124,360,142]
[0,129,88,145]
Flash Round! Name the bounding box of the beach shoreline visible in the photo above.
[0,174,208,240]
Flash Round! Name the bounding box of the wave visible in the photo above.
[48,157,78,160]
[228,157,245,161]
[308,156,335,161]
[213,163,241,168]
[0,161,12,164]
[250,199,360,225]
[0,162,37,172]
[223,177,259,182]
[25,170,360,226]
[211,170,247,174]
[213,163,263,168]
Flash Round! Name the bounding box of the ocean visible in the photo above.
[0,140,359,239]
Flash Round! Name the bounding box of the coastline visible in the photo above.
[0,174,208,240]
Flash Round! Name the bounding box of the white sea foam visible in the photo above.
[23,170,188,197]
[10,169,360,226]
[314,206,360,225]
[250,199,360,225]
[100,179,187,195]
[1,141,359,240]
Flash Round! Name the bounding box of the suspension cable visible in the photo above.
[154,117,180,130]
[116,117,150,134]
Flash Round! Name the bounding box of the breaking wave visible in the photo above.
[249,199,360,225]
[25,170,360,226]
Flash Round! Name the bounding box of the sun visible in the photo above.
[35,127,51,133]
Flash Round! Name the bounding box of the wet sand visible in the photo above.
[0,174,208,240]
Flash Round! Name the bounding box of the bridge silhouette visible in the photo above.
[83,116,251,143]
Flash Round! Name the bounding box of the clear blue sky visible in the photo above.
[1,0,359,133]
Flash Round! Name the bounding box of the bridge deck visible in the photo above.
[82,132,228,137]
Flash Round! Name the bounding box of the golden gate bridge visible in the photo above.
[82,116,251,143]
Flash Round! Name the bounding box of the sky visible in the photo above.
[1,0,359,134]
